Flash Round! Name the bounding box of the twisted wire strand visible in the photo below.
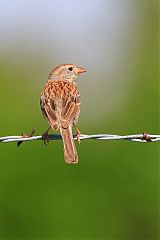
[0,133,160,143]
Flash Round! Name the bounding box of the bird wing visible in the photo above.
[60,89,80,128]
[40,80,80,131]
[40,94,59,131]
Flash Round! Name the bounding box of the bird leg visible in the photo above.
[74,125,81,144]
[42,126,51,145]
[17,128,35,147]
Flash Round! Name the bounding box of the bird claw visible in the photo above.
[75,126,81,144]
[42,132,50,146]
[17,128,35,147]
[41,127,51,146]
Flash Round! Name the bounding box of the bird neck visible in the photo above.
[48,75,75,83]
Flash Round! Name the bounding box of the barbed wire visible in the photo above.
[0,131,160,144]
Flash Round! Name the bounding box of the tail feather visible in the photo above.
[60,126,78,164]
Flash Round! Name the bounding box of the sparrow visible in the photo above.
[40,64,86,164]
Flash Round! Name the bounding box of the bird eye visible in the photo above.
[68,67,73,71]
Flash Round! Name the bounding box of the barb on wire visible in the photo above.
[0,131,160,144]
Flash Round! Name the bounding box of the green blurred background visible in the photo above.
[0,0,159,239]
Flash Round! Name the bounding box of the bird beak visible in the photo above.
[77,67,86,74]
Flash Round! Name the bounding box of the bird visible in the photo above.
[40,64,86,164]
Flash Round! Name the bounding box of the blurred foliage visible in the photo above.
[0,0,159,239]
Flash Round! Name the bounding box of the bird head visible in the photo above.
[48,64,86,82]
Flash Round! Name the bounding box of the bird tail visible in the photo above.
[60,125,78,164]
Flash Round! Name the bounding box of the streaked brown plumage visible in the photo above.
[40,64,86,164]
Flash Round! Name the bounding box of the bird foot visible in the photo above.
[42,127,51,146]
[75,126,81,144]
[17,128,35,147]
